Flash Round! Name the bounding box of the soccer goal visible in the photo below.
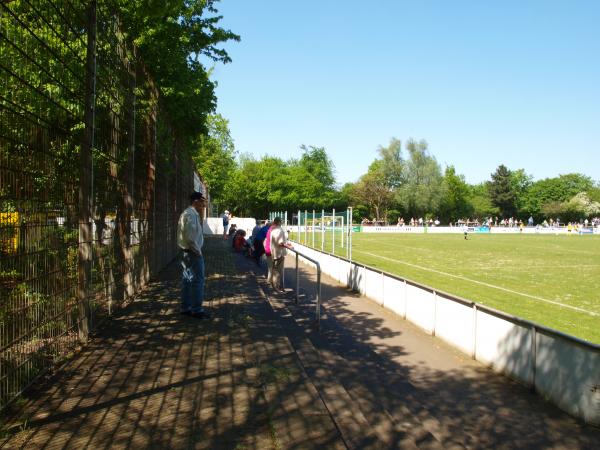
[268,207,355,259]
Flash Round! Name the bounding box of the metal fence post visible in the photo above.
[321,209,324,251]
[531,324,537,392]
[348,207,353,262]
[304,209,308,244]
[78,0,97,342]
[312,209,315,248]
[332,208,336,254]
[316,266,322,331]
[295,252,299,304]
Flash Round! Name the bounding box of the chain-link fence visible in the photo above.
[0,0,196,410]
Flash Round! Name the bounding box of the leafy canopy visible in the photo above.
[115,0,240,142]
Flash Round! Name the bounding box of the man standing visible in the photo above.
[177,192,209,318]
[251,220,265,265]
[270,217,293,292]
[222,210,231,240]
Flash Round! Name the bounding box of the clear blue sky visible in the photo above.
[209,0,600,186]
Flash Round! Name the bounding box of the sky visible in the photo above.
[209,0,600,186]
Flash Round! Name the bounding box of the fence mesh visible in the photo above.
[0,0,196,410]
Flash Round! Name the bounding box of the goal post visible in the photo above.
[271,207,354,257]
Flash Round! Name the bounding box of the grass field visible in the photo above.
[289,231,600,345]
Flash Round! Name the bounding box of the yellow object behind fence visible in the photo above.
[0,212,19,254]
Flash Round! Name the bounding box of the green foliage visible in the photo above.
[115,0,240,142]
[396,139,444,218]
[287,146,337,208]
[510,169,533,215]
[519,173,594,221]
[488,165,517,217]
[193,114,237,202]
[438,166,473,222]
[376,138,404,189]
[351,160,394,221]
[222,146,338,217]
[542,192,600,223]
[468,183,499,219]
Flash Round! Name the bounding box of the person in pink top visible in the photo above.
[269,217,293,292]
[264,222,274,284]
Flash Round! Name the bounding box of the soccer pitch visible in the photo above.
[290,231,600,344]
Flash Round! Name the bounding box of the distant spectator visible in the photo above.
[222,210,231,240]
[228,223,237,240]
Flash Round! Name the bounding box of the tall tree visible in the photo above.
[286,145,337,210]
[510,168,533,215]
[468,183,499,219]
[193,114,237,202]
[221,146,338,217]
[396,139,444,218]
[376,138,404,189]
[116,0,240,141]
[352,160,394,221]
[488,165,517,217]
[298,145,336,189]
[438,166,472,223]
[519,173,594,220]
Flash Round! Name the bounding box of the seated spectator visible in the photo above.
[228,223,237,239]
[233,229,250,253]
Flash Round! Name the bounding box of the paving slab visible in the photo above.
[0,238,345,449]
[248,250,600,449]
[3,237,599,449]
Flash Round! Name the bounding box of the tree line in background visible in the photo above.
[197,121,600,224]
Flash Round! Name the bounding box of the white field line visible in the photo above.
[357,250,599,317]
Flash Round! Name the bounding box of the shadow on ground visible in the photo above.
[241,251,600,449]
[0,238,343,449]
[2,239,599,449]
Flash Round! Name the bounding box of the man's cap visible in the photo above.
[273,216,282,224]
[190,191,205,202]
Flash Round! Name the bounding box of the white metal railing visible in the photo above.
[284,247,322,329]
[290,241,600,426]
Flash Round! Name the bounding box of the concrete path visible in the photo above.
[1,238,599,449]
[246,250,600,449]
[0,238,345,449]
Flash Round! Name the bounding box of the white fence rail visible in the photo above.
[291,242,600,426]
[204,217,257,236]
[357,225,599,234]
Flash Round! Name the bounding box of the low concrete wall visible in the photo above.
[292,224,599,235]
[291,242,600,426]
[204,217,257,236]
[354,225,598,235]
